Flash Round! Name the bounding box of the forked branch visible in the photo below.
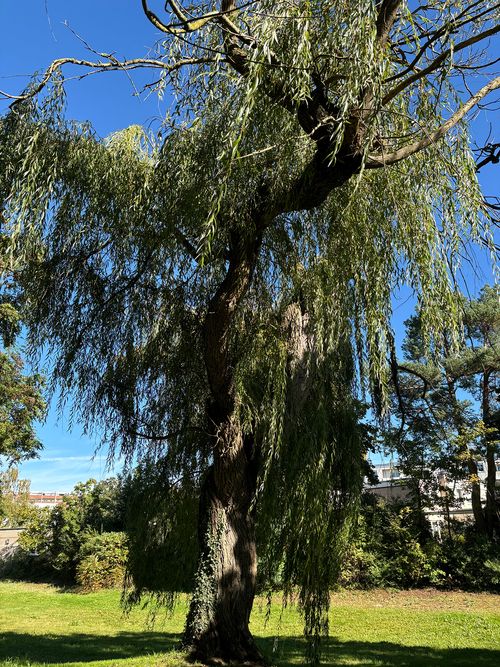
[367,75,500,167]
[383,23,500,105]
[141,0,253,44]
[1,55,215,106]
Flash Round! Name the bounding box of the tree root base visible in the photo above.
[185,643,267,667]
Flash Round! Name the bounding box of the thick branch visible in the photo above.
[203,229,263,418]
[367,75,500,167]
[476,142,500,171]
[278,151,360,214]
[376,0,403,47]
[383,24,500,106]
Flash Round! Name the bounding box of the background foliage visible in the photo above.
[0,477,128,590]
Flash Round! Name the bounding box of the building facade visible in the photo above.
[366,460,500,537]
[28,492,66,509]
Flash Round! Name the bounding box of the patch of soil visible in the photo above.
[330,588,500,612]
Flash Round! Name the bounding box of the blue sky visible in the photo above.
[0,1,498,491]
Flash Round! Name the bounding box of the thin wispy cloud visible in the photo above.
[42,456,94,463]
[16,450,125,492]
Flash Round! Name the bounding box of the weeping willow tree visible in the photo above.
[1,0,499,663]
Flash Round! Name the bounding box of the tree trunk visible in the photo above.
[184,428,263,665]
[485,441,498,538]
[414,479,428,541]
[458,438,486,535]
[482,370,499,538]
[183,228,265,664]
[446,377,488,534]
[466,456,488,535]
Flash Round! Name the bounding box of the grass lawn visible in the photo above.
[0,582,499,666]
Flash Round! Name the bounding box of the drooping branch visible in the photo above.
[366,75,500,167]
[126,426,202,442]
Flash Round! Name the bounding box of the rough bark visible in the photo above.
[184,434,262,664]
[183,229,265,664]
[482,370,499,538]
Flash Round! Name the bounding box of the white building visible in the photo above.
[28,492,66,509]
[366,460,500,537]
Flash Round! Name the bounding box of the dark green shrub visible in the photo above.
[434,533,500,591]
[340,495,444,589]
[0,548,53,581]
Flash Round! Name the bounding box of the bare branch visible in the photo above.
[383,24,500,106]
[367,76,500,167]
[141,0,253,44]
[475,142,500,171]
[387,1,500,83]
[142,0,220,35]
[1,55,215,106]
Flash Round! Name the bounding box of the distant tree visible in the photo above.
[86,477,127,534]
[15,506,53,573]
[0,352,45,463]
[459,286,500,537]
[0,233,45,463]
[50,478,126,579]
[0,467,33,527]
[13,476,126,582]
[1,1,499,662]
[390,286,499,539]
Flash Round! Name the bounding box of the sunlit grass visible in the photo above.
[0,582,499,666]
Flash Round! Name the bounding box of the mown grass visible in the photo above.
[0,582,499,666]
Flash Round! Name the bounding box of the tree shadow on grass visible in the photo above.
[0,631,179,664]
[257,637,500,667]
[2,632,498,666]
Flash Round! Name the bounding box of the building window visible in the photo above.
[477,462,484,472]
[381,468,400,481]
